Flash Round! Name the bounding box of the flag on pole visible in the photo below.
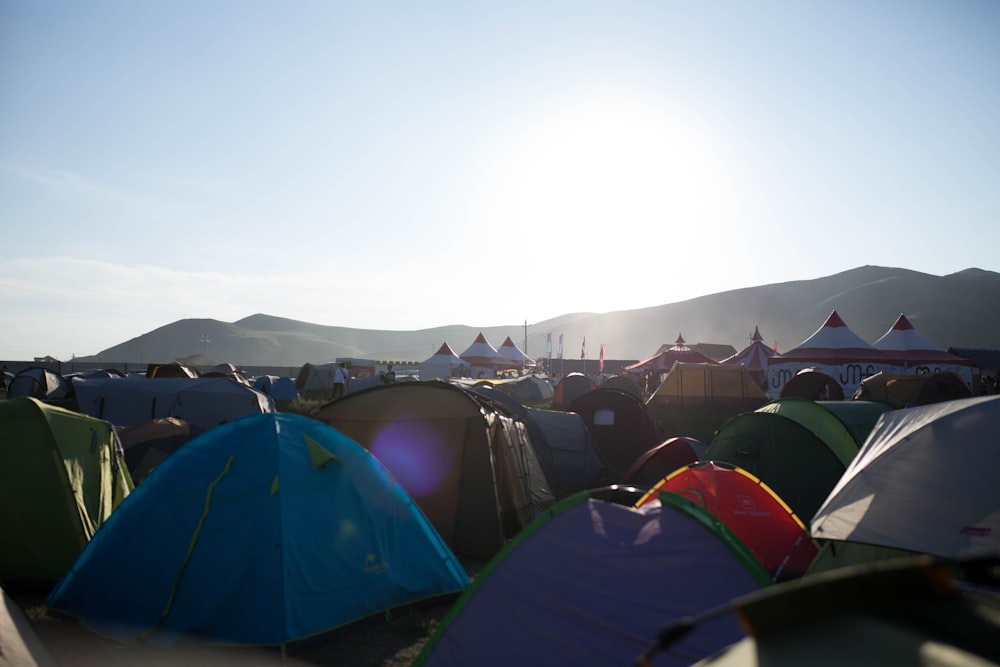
[545,333,552,358]
[557,334,563,359]
[599,343,605,372]
[581,337,586,359]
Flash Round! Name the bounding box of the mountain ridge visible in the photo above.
[77,265,1000,367]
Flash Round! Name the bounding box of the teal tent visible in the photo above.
[46,412,468,649]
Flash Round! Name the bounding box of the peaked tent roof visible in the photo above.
[624,334,722,374]
[773,311,902,366]
[721,326,776,372]
[46,412,469,648]
[419,342,469,380]
[872,313,976,368]
[458,333,517,370]
[497,336,535,367]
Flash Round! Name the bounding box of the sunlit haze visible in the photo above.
[2,2,998,360]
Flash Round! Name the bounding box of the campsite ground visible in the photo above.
[15,588,452,667]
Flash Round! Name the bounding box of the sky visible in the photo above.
[2,1,999,360]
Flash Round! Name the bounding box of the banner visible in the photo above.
[581,336,586,360]
[557,334,563,359]
[599,343,605,372]
[545,332,552,358]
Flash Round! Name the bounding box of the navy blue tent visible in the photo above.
[46,412,468,648]
[415,491,771,667]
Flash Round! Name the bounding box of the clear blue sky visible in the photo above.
[2,1,998,360]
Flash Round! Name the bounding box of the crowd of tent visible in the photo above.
[1,309,998,666]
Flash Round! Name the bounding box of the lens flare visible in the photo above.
[370,419,455,497]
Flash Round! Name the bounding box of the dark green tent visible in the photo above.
[0,398,133,587]
[703,399,894,521]
[666,557,1000,666]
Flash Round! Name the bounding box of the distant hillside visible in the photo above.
[78,265,1000,368]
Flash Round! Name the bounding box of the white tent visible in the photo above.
[497,336,535,370]
[458,333,516,379]
[419,342,469,380]
[872,313,975,387]
[811,394,1000,560]
[767,311,903,398]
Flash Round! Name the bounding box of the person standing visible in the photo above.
[332,362,350,400]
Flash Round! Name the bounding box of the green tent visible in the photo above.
[0,398,133,587]
[704,399,894,521]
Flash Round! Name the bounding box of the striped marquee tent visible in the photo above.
[872,314,975,387]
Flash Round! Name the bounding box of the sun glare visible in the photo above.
[469,91,743,251]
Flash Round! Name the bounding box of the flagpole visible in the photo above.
[522,319,527,375]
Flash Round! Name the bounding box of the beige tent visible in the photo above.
[646,363,769,442]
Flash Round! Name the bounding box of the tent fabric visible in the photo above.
[0,398,133,586]
[757,399,896,455]
[314,382,554,557]
[458,333,515,378]
[0,585,57,667]
[469,385,615,498]
[721,326,776,373]
[872,314,976,385]
[550,372,597,409]
[811,395,1000,560]
[767,310,903,398]
[115,417,202,485]
[7,367,72,401]
[624,334,721,375]
[635,461,818,580]
[45,412,469,648]
[568,388,664,478]
[201,363,252,385]
[621,436,708,487]
[415,491,771,667]
[686,558,1000,667]
[145,362,199,379]
[293,362,340,399]
[251,374,300,400]
[72,376,275,432]
[852,370,973,407]
[645,363,769,444]
[419,342,469,381]
[599,372,644,398]
[494,374,553,403]
[705,399,894,522]
[777,369,845,400]
[496,336,535,368]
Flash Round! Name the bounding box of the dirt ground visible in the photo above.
[14,589,449,667]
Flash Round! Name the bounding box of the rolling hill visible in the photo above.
[78,265,1000,368]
